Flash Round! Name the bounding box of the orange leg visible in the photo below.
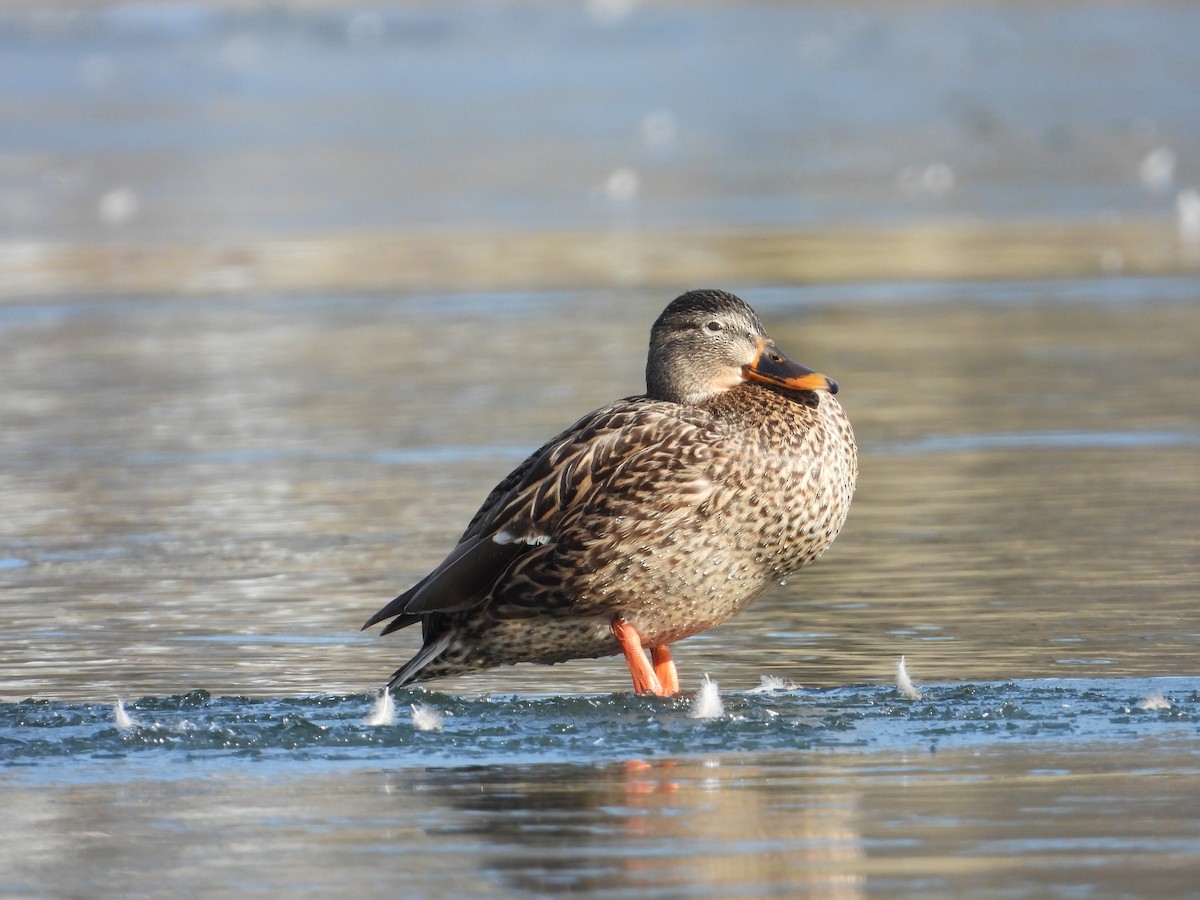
[611,618,666,696]
[650,645,679,696]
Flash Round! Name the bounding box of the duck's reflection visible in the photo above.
[396,755,865,897]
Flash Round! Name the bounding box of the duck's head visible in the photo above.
[646,289,838,406]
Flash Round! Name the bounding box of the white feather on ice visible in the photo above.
[895,656,922,700]
[1137,691,1171,711]
[689,674,724,719]
[364,690,397,726]
[411,703,445,732]
[748,674,798,693]
[113,700,139,730]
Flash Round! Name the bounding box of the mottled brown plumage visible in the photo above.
[364,289,857,695]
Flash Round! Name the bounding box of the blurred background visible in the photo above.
[3,0,1198,293]
[2,1,1198,699]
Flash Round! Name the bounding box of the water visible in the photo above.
[3,682,1199,896]
[4,1,1200,896]
[7,681,1195,776]
[4,2,1199,241]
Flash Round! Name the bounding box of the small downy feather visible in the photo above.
[689,674,724,719]
[895,656,922,700]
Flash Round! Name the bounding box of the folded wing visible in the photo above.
[362,398,715,633]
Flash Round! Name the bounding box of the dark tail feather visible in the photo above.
[386,631,454,691]
[363,536,523,632]
[362,577,430,631]
[380,613,421,636]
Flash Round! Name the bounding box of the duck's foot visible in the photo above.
[611,617,679,697]
[651,645,679,695]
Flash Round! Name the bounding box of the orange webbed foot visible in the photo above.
[650,645,679,696]
[611,618,679,697]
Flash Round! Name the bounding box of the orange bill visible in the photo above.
[744,338,839,394]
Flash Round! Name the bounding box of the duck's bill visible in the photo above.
[745,339,839,394]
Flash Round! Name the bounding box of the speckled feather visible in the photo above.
[365,290,858,689]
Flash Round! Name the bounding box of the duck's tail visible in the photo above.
[385,631,455,692]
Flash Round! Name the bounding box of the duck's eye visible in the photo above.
[705,320,723,333]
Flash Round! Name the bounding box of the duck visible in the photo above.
[363,289,857,696]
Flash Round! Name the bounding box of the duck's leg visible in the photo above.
[650,645,679,696]
[610,617,666,696]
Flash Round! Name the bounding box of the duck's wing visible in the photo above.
[363,398,715,633]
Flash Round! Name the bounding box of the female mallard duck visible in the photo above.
[364,289,857,696]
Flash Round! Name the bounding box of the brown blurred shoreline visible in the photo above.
[3,219,1197,301]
